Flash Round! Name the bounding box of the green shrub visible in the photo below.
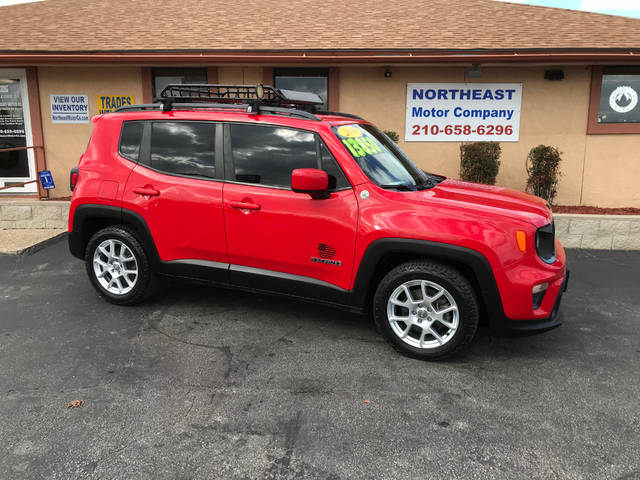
[383,130,400,143]
[526,145,562,204]
[459,142,501,185]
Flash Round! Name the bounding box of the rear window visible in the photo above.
[149,121,216,179]
[119,121,143,162]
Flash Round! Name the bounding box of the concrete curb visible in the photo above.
[554,213,640,250]
[18,231,69,256]
[0,231,69,256]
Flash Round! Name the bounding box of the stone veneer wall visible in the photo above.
[1,201,639,250]
[0,200,69,230]
[554,213,640,250]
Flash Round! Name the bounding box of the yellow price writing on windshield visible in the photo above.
[337,126,363,138]
[341,137,383,157]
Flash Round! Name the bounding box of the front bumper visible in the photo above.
[491,269,569,337]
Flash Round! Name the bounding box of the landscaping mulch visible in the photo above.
[553,205,640,215]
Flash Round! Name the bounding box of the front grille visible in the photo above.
[536,221,556,263]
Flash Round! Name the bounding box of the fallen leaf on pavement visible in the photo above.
[66,400,84,408]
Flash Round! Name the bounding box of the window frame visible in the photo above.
[136,120,224,182]
[223,121,352,192]
[587,66,640,135]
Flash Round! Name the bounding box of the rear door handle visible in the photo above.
[133,187,160,196]
[229,201,261,211]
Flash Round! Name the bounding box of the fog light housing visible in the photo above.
[532,282,548,310]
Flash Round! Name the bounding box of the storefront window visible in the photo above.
[0,79,28,178]
[274,68,328,110]
[152,68,207,97]
[597,67,640,124]
[588,66,640,134]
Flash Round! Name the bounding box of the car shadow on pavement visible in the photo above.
[147,278,572,364]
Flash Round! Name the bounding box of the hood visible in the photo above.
[431,178,552,226]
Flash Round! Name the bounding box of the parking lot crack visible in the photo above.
[264,410,302,480]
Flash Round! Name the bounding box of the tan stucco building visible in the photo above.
[2,0,640,207]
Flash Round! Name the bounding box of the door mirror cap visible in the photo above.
[291,168,329,199]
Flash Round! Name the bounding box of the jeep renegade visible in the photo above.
[68,84,568,360]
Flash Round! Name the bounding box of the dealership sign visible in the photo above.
[50,94,89,124]
[97,95,135,114]
[405,83,522,142]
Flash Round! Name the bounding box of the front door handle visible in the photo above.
[229,201,261,211]
[133,187,160,196]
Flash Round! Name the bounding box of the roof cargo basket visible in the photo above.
[159,84,323,107]
[114,84,325,120]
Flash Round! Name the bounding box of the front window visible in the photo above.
[333,123,435,190]
[229,123,349,190]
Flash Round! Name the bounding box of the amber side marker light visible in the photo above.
[516,231,527,252]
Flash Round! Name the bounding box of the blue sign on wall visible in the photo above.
[38,170,55,190]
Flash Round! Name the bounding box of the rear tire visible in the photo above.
[373,260,478,360]
[84,225,157,305]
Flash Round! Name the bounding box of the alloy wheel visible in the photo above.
[386,279,459,349]
[92,239,139,295]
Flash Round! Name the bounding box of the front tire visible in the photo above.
[84,226,157,305]
[373,260,479,360]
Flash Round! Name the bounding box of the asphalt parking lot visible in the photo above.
[0,237,639,480]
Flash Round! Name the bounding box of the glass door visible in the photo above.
[0,68,36,193]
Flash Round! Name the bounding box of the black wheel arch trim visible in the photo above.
[348,238,506,322]
[69,203,161,267]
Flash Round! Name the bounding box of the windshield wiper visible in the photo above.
[419,173,445,189]
[377,184,417,191]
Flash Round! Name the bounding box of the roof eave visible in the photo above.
[0,49,639,65]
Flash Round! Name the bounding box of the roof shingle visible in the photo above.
[2,0,640,52]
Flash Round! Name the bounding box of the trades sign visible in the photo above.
[405,83,522,142]
[50,94,89,124]
[97,95,135,114]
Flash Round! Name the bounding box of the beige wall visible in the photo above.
[218,67,263,85]
[38,66,144,197]
[34,64,640,207]
[340,65,611,206]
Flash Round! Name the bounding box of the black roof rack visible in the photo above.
[112,84,324,121]
[159,84,324,108]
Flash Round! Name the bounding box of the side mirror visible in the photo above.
[291,168,329,199]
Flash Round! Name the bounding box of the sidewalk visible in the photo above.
[0,228,66,254]
[0,199,69,254]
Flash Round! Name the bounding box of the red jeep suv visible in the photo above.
[68,84,568,360]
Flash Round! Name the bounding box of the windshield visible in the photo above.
[333,123,436,190]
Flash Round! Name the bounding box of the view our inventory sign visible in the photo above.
[50,94,89,123]
[405,83,522,142]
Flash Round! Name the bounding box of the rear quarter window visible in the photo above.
[118,121,144,162]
